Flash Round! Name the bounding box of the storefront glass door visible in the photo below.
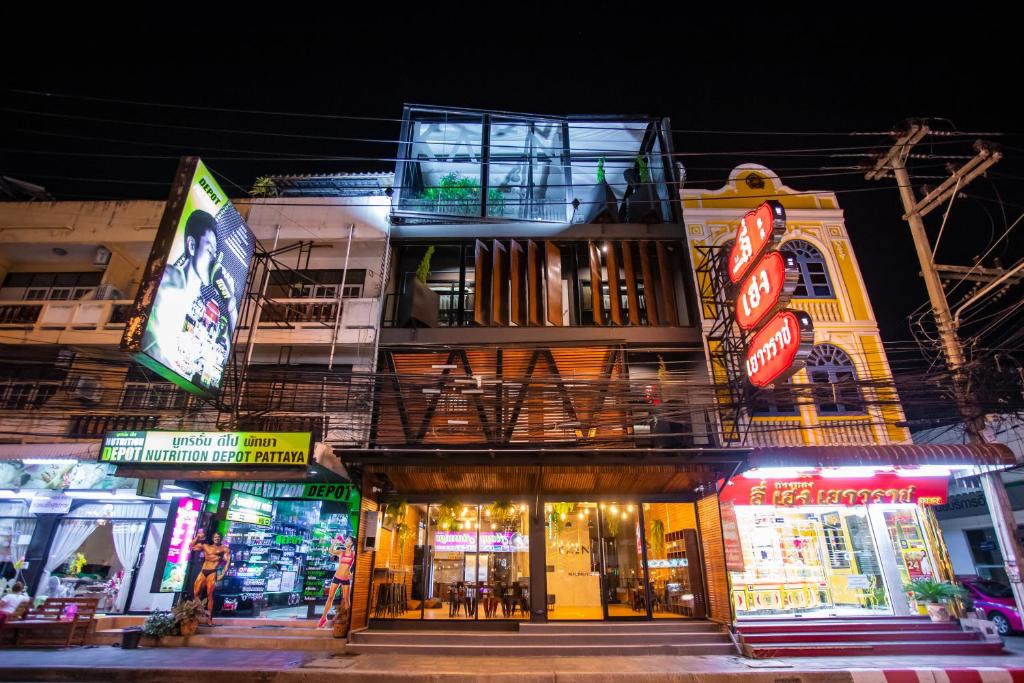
[600,503,646,620]
[545,502,602,619]
[642,503,704,619]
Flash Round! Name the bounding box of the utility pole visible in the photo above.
[866,122,1024,614]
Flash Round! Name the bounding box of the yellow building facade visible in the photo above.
[683,163,911,448]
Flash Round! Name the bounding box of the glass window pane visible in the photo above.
[545,502,601,619]
[399,113,484,218]
[488,120,567,221]
[643,503,702,618]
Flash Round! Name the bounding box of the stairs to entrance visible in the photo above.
[346,620,737,656]
[92,617,344,653]
[736,617,1004,658]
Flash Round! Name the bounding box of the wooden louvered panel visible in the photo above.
[365,464,714,495]
[638,241,659,325]
[588,241,605,326]
[510,240,527,326]
[620,241,641,325]
[605,241,623,325]
[349,492,378,631]
[697,492,731,624]
[545,242,563,326]
[655,241,679,326]
[474,240,492,326]
[491,240,509,326]
[527,240,543,326]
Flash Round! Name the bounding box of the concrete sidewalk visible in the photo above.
[3,646,1024,682]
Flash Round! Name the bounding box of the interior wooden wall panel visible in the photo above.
[588,241,605,326]
[620,241,641,325]
[510,240,527,326]
[605,241,623,325]
[638,241,660,325]
[527,240,543,326]
[474,240,492,326]
[491,239,510,326]
[697,492,731,624]
[544,242,563,326]
[655,241,679,326]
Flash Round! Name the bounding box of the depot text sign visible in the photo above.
[100,431,312,467]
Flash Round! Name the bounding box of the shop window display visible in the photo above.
[217,496,355,620]
[729,506,890,617]
[371,502,530,620]
[642,503,704,619]
[0,502,34,586]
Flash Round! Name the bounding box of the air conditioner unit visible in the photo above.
[69,375,104,403]
[93,284,124,301]
[93,246,112,266]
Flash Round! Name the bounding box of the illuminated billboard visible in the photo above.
[121,157,255,397]
[226,490,273,527]
[100,431,313,468]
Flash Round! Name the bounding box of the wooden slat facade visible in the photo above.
[375,347,628,446]
[510,240,527,326]
[588,241,605,326]
[545,241,563,326]
[638,241,659,325]
[697,492,731,624]
[364,464,716,496]
[473,240,492,326]
[621,240,641,325]
[491,239,509,326]
[605,241,623,325]
[527,240,543,326]
[349,490,378,632]
[655,241,679,326]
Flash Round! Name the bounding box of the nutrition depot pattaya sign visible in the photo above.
[100,431,312,468]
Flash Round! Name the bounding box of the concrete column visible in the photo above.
[529,502,547,622]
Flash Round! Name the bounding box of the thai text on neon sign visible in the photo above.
[728,200,786,284]
[736,251,796,331]
[744,310,813,387]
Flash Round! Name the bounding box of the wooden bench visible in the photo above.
[1,597,99,648]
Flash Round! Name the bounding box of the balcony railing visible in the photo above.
[0,299,133,331]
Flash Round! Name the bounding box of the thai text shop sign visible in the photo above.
[121,157,256,398]
[154,497,201,592]
[100,431,312,468]
[434,531,528,553]
[720,472,949,507]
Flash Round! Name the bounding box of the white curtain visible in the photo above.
[11,519,34,567]
[40,519,98,597]
[109,504,149,613]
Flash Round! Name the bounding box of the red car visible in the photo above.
[959,576,1022,636]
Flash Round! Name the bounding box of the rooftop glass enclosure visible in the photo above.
[394,107,680,224]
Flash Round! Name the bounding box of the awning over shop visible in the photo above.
[747,443,1016,469]
[0,441,99,461]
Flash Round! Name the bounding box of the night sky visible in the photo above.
[2,9,1022,358]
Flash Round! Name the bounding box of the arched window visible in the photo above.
[807,344,863,415]
[783,239,833,298]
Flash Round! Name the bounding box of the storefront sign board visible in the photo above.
[155,497,202,593]
[735,250,799,331]
[721,473,949,507]
[29,493,73,515]
[719,501,746,573]
[434,531,527,553]
[0,459,135,491]
[121,157,256,398]
[744,310,814,387]
[647,558,689,568]
[226,491,273,526]
[100,431,312,468]
[728,200,787,284]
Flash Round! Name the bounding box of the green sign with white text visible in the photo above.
[100,431,312,468]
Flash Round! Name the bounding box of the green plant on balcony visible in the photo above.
[421,173,505,214]
[250,176,278,198]
[415,247,434,284]
[597,156,606,184]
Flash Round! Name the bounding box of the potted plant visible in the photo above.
[141,610,177,645]
[172,599,208,636]
[582,156,621,223]
[622,155,664,224]
[436,500,461,531]
[905,578,966,622]
[331,600,351,639]
[397,246,439,328]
